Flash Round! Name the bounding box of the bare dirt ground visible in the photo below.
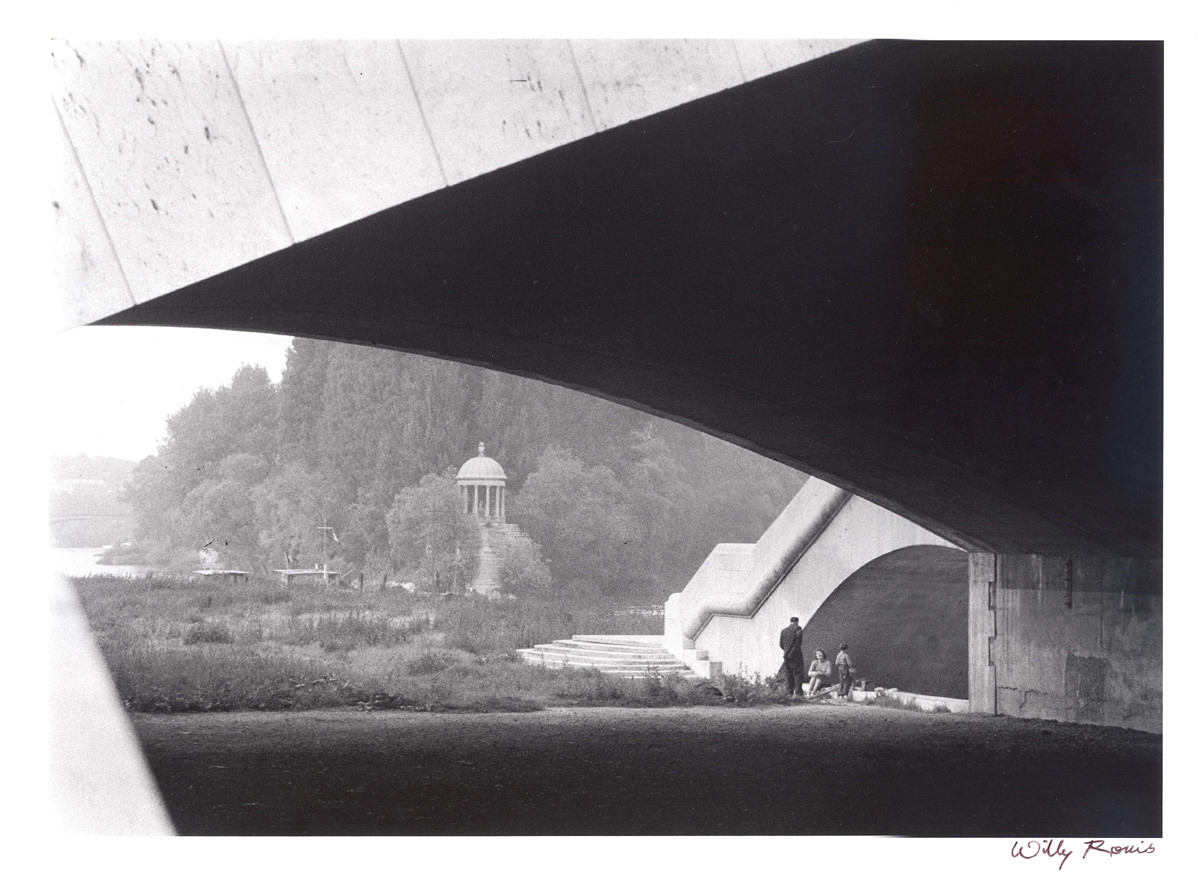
[132,701,1161,837]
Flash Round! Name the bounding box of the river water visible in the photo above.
[51,546,159,579]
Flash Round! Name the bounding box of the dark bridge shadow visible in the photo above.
[803,545,968,698]
[131,706,1162,836]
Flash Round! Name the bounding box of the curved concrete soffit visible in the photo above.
[683,484,853,640]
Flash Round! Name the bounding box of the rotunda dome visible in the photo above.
[456,443,507,482]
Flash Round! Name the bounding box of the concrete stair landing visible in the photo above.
[518,634,716,677]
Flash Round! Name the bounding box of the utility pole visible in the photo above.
[317,519,337,585]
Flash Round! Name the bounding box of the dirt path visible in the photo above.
[132,702,1161,836]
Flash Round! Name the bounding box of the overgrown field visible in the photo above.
[72,575,780,713]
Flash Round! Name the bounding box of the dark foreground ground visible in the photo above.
[132,702,1161,837]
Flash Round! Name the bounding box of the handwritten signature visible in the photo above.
[1011,839,1156,870]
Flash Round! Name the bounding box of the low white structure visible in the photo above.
[664,477,959,681]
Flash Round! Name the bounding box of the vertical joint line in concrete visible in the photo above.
[54,98,138,309]
[397,41,449,189]
[729,41,748,85]
[566,40,599,134]
[1062,557,1073,609]
[218,41,296,245]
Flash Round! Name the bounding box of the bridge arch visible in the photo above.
[664,478,962,683]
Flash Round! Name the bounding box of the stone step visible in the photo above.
[520,648,691,665]
[548,639,676,655]
[517,653,693,675]
[527,650,687,668]
[517,633,696,675]
[571,634,666,647]
[534,640,682,656]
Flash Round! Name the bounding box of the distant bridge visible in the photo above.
[49,514,134,524]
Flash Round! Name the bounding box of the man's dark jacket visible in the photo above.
[780,623,803,663]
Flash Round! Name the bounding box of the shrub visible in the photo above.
[102,645,360,712]
[715,672,781,705]
[184,621,233,645]
[407,650,459,675]
[285,611,429,651]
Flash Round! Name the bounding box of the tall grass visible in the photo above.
[72,574,739,714]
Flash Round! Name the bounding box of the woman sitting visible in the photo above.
[807,649,834,697]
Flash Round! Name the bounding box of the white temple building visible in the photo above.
[456,442,507,523]
[455,443,521,596]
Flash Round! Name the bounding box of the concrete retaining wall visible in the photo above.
[969,554,1162,732]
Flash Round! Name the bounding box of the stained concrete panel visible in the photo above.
[50,39,292,303]
[401,40,595,186]
[226,41,445,241]
[992,554,1161,731]
[51,110,134,329]
[570,40,745,131]
[733,39,863,81]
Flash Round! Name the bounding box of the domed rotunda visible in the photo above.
[456,442,506,523]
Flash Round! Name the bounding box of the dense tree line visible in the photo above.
[124,339,806,600]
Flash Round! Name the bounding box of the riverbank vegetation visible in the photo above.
[74,574,774,713]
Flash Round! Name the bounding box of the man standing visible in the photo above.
[779,616,805,698]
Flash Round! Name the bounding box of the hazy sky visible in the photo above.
[48,326,294,462]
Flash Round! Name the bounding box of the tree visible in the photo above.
[161,365,278,495]
[510,446,643,596]
[278,338,332,466]
[625,423,698,595]
[385,471,480,589]
[252,463,340,569]
[497,530,553,596]
[179,477,262,571]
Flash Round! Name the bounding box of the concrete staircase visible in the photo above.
[471,522,524,596]
[517,634,722,678]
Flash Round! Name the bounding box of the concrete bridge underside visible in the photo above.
[79,39,1163,560]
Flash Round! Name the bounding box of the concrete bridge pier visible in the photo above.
[666,479,1161,732]
[968,552,1161,731]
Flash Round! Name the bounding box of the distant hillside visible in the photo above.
[50,455,137,547]
[51,454,137,487]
